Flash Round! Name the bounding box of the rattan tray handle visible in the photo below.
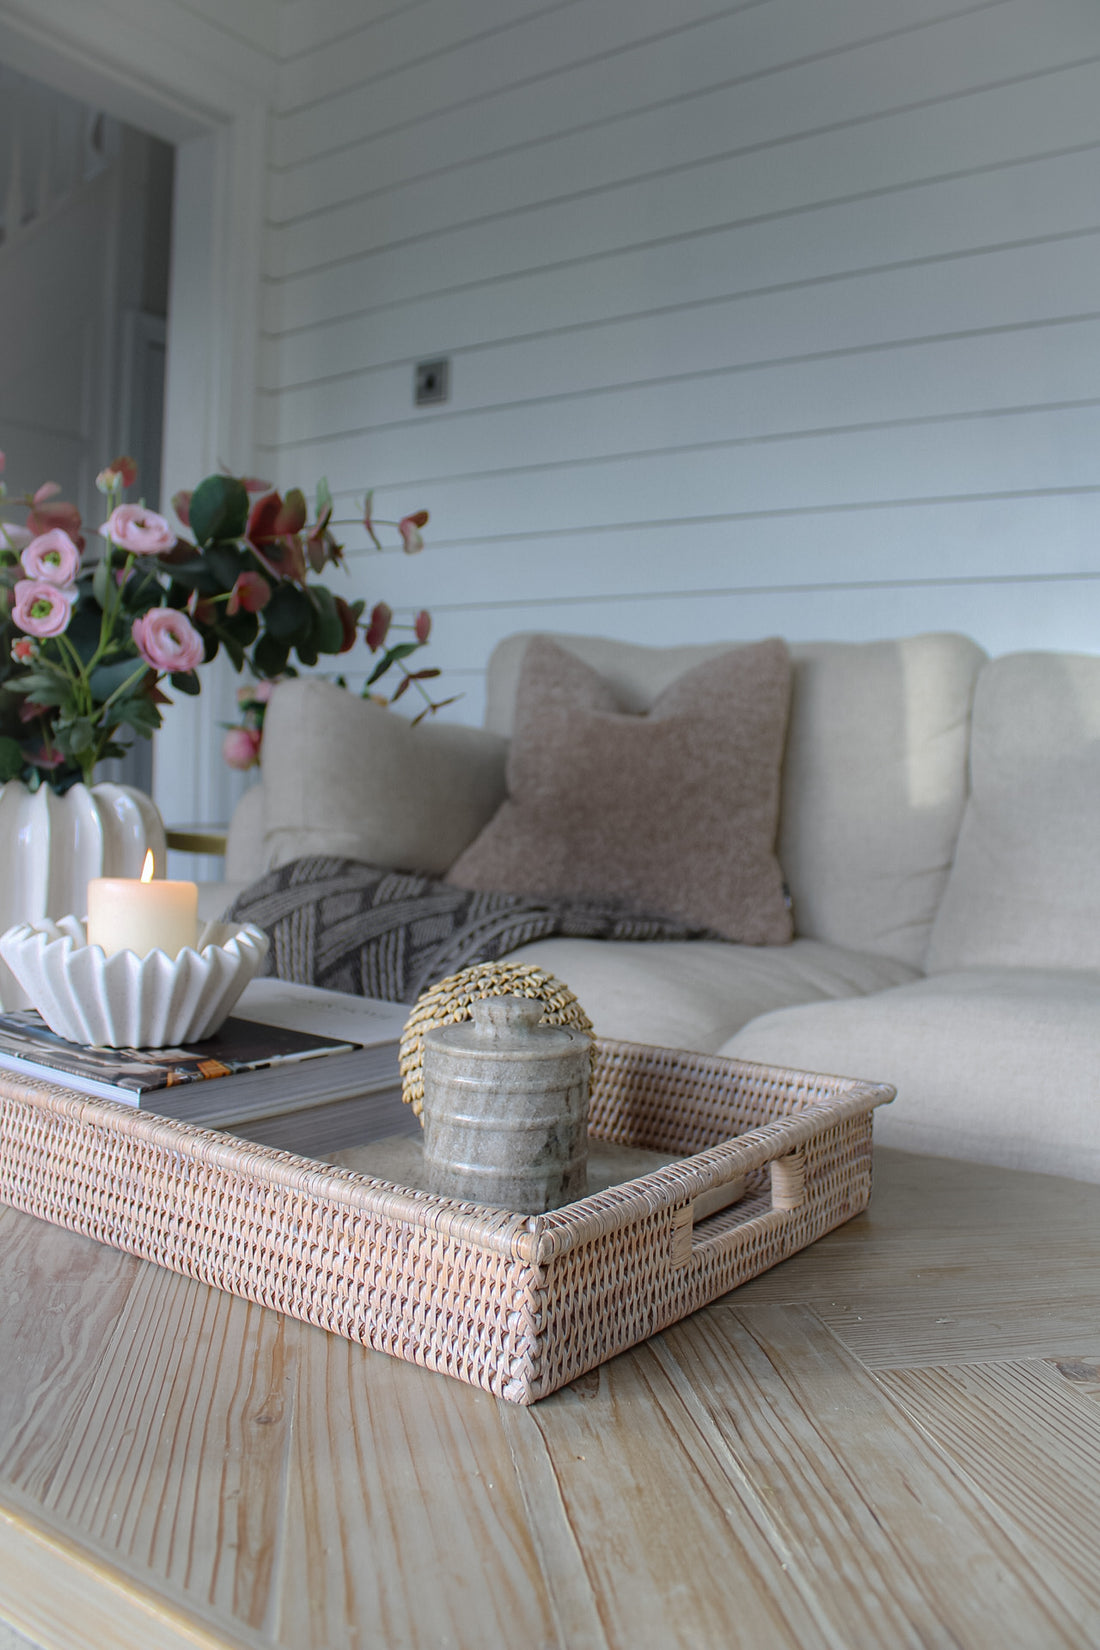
[670,1148,808,1267]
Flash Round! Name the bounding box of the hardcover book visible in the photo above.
[0,979,414,1146]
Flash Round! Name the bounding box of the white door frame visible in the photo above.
[0,2,270,838]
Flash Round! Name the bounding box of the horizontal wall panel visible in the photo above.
[279,0,944,150]
[278,0,563,96]
[331,494,1100,616]
[272,0,1022,216]
[258,0,1100,688]
[265,72,1100,335]
[263,389,1100,523]
[259,322,1100,492]
[262,144,1100,357]
[416,575,1100,691]
[267,51,1100,280]
[259,239,1100,447]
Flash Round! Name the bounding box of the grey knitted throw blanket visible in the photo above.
[225,856,721,1004]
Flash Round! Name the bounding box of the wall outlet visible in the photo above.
[414,357,450,405]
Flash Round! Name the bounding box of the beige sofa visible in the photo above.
[214,632,1100,1184]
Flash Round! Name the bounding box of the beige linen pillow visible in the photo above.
[260,678,508,875]
[446,636,793,944]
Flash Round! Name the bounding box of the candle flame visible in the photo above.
[140,850,155,883]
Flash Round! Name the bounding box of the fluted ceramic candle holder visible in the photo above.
[0,915,270,1047]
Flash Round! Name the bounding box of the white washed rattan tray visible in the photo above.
[0,1038,893,1403]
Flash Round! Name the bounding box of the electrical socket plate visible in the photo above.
[414,357,450,406]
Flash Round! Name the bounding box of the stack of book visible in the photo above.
[0,978,417,1158]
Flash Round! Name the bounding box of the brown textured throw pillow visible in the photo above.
[446,636,793,944]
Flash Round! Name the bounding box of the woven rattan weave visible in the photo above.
[0,1042,892,1402]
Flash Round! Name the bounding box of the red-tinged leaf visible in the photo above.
[362,489,382,550]
[247,489,305,544]
[33,482,61,505]
[334,595,358,653]
[414,609,431,642]
[27,499,83,549]
[365,601,391,651]
[398,513,426,554]
[391,674,412,701]
[241,476,273,493]
[409,668,441,679]
[110,456,138,489]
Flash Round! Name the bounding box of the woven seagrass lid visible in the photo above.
[400,960,594,1119]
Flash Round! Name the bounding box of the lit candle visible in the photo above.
[86,850,198,959]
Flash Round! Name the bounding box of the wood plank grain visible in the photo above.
[3,1255,293,1637]
[877,1359,1100,1636]
[500,1352,834,1650]
[0,1209,140,1491]
[273,1336,564,1650]
[0,1481,266,1650]
[814,1296,1100,1369]
[650,1304,1085,1649]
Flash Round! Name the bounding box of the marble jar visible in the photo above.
[421,995,590,1212]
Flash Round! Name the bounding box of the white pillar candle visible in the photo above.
[86,852,198,959]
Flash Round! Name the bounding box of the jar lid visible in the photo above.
[424,994,590,1059]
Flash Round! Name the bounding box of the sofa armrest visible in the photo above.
[257,678,508,876]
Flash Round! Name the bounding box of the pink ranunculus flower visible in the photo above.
[222,726,262,770]
[12,579,75,638]
[132,608,205,673]
[21,528,81,586]
[99,503,175,555]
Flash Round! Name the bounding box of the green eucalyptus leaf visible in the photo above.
[263,582,313,643]
[207,544,247,590]
[188,474,249,548]
[220,633,246,671]
[170,671,201,696]
[294,639,319,668]
[0,735,24,781]
[89,658,144,704]
[310,584,344,655]
[253,634,290,678]
[365,641,419,686]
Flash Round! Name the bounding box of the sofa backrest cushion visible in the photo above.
[484,631,987,968]
[926,650,1100,972]
[260,678,509,876]
[448,635,793,944]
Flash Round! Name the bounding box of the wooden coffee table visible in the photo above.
[1,1146,1098,1649]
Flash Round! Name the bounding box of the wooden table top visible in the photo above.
[1,1145,1098,1650]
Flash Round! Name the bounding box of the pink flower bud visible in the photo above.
[222,726,262,770]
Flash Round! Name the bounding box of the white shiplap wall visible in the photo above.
[263,0,1100,724]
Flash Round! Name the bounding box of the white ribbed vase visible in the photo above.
[0,781,166,1010]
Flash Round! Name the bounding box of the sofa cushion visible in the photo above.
[448,636,792,944]
[484,631,986,969]
[259,679,508,875]
[926,651,1100,971]
[500,935,918,1052]
[721,969,1100,1183]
